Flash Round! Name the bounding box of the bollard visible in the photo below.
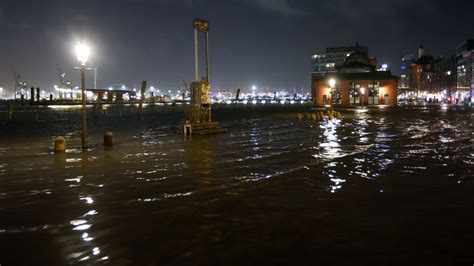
[183,123,192,135]
[104,132,115,147]
[54,136,66,153]
[296,113,304,120]
[54,152,66,168]
[139,80,147,112]
[6,103,13,122]
[311,113,317,121]
[327,111,333,120]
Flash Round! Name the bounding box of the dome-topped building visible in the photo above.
[337,52,376,73]
[311,51,399,107]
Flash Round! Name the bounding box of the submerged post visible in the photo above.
[235,88,241,103]
[104,132,114,147]
[6,103,13,122]
[81,67,88,149]
[139,80,147,112]
[30,87,35,105]
[75,41,91,150]
[54,136,66,153]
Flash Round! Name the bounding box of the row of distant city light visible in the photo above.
[2,39,299,99]
[76,39,271,98]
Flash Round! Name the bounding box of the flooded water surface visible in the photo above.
[0,105,473,265]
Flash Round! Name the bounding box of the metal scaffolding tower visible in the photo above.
[183,18,227,135]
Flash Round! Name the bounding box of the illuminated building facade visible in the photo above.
[407,44,457,101]
[409,54,435,93]
[312,52,399,107]
[456,39,474,101]
[431,56,457,100]
[400,53,416,89]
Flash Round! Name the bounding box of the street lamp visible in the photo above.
[328,79,336,105]
[75,42,90,150]
[360,87,365,107]
[251,85,257,98]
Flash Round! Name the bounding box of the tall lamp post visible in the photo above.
[75,42,90,150]
[328,79,336,106]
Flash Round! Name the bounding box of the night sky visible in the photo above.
[0,0,473,93]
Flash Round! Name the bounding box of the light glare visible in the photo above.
[75,43,90,65]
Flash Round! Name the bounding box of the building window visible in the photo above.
[331,88,342,105]
[349,88,360,104]
[368,81,379,89]
[350,81,361,89]
[368,89,379,105]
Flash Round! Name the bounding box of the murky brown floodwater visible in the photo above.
[0,104,473,265]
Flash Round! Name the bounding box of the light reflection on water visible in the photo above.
[0,105,473,264]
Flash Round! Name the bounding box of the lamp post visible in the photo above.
[0,87,3,99]
[328,79,336,106]
[75,42,90,150]
[360,87,366,107]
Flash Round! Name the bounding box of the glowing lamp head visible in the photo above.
[328,79,336,88]
[360,87,366,94]
[75,43,90,66]
[252,86,257,91]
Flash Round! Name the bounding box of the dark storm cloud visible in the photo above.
[0,0,473,94]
